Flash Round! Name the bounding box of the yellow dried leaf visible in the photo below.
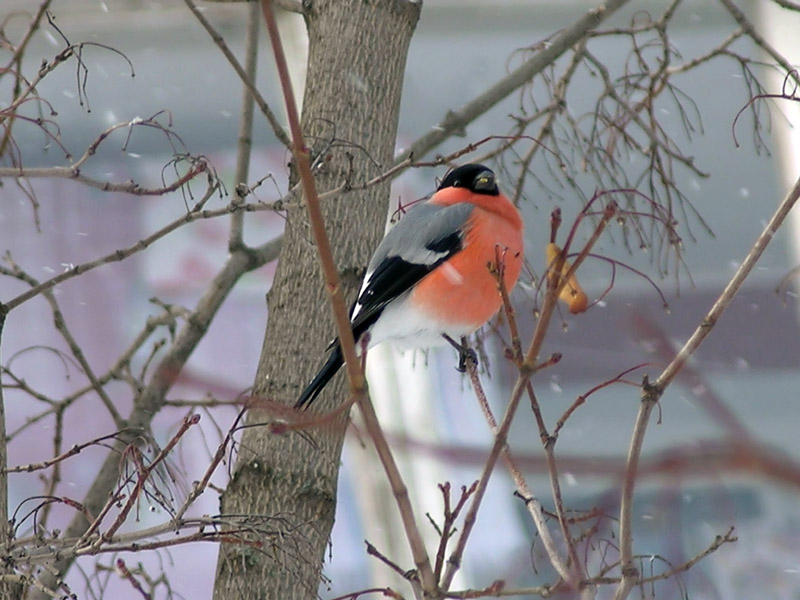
[546,242,589,314]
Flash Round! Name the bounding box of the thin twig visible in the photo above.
[4,430,138,474]
[614,172,800,600]
[444,205,614,590]
[229,0,260,252]
[260,0,436,592]
[0,159,207,195]
[32,235,280,594]
[463,358,572,587]
[182,0,291,148]
[394,0,632,164]
[2,185,284,312]
[718,0,800,88]
[2,260,125,428]
[2,1,54,72]
[103,416,198,540]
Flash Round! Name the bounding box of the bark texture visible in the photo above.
[212,2,420,598]
[0,308,22,600]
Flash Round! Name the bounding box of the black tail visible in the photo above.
[295,342,344,409]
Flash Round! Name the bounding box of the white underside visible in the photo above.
[361,294,479,351]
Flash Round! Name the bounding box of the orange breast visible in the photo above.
[409,206,523,329]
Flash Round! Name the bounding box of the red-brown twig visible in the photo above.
[330,587,404,600]
[259,0,435,592]
[445,202,617,592]
[4,430,139,474]
[462,356,572,586]
[101,414,200,540]
[552,364,649,440]
[431,482,477,584]
[115,558,151,600]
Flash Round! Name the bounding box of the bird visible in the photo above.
[296,163,524,409]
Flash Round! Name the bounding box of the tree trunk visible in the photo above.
[0,308,22,600]
[213,2,420,599]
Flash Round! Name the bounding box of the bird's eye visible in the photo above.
[453,179,461,187]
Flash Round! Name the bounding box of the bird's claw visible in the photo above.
[456,347,478,373]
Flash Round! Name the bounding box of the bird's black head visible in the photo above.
[437,163,499,196]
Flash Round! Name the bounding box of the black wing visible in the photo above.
[295,204,471,409]
[349,230,462,339]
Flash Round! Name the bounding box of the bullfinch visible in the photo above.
[296,163,524,409]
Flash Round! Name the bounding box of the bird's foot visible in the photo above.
[456,347,478,373]
[443,334,479,373]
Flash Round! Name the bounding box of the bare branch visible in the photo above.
[0,153,208,195]
[5,430,137,474]
[770,0,800,9]
[1,184,285,312]
[182,0,291,149]
[229,1,261,252]
[31,232,280,592]
[614,171,800,600]
[2,1,53,72]
[1,258,125,428]
[719,0,800,87]
[261,0,436,592]
[394,0,632,164]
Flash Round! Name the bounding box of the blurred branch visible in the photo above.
[508,40,587,206]
[1,46,77,125]
[394,0,631,165]
[1,180,286,312]
[1,40,136,164]
[30,233,281,596]
[182,0,291,149]
[614,171,800,600]
[2,1,53,71]
[114,559,150,600]
[0,259,125,428]
[631,316,750,439]
[0,0,53,160]
[229,1,260,252]
[719,0,800,87]
[770,0,800,9]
